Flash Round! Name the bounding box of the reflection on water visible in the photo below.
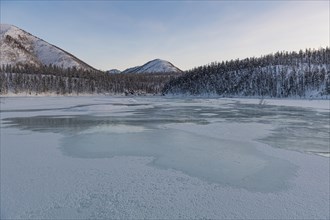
[2,99,329,192]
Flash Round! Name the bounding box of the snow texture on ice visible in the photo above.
[1,97,329,219]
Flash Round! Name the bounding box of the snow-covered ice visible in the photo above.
[1,96,329,219]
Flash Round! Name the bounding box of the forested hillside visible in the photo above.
[163,48,330,98]
[0,65,179,95]
[1,48,329,98]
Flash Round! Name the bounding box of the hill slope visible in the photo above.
[107,69,121,74]
[122,59,182,74]
[0,24,95,70]
[163,48,330,98]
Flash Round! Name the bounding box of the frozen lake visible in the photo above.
[1,96,329,219]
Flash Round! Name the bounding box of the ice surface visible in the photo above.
[80,124,148,134]
[60,126,297,192]
[1,97,329,219]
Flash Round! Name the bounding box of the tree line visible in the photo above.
[162,48,330,98]
[1,48,329,98]
[0,64,180,95]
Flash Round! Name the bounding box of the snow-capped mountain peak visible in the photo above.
[0,24,95,70]
[107,69,121,74]
[0,24,13,34]
[122,59,182,74]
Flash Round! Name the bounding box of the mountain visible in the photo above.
[0,24,95,70]
[122,59,182,74]
[163,48,330,98]
[107,69,121,74]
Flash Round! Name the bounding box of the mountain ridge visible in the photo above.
[0,24,96,71]
[122,59,182,74]
[107,69,121,74]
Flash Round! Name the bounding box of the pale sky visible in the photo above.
[1,1,329,71]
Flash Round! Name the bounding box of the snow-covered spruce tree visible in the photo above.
[0,64,180,95]
[162,48,330,98]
